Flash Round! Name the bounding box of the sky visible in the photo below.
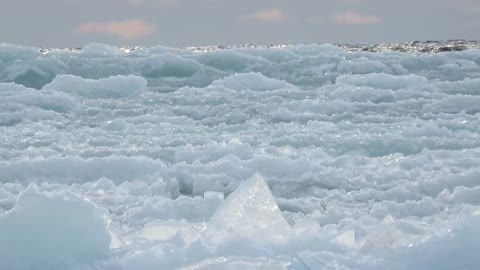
[1,0,479,48]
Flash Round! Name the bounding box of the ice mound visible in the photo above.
[6,65,56,89]
[0,43,41,60]
[436,78,480,95]
[240,47,300,63]
[336,73,428,90]
[424,95,480,114]
[194,50,268,72]
[137,53,204,78]
[389,210,480,270]
[330,85,395,103]
[81,43,124,56]
[0,189,111,269]
[0,83,77,113]
[205,174,294,247]
[212,73,295,91]
[0,44,60,89]
[0,156,166,184]
[0,82,77,125]
[101,118,128,131]
[43,74,147,98]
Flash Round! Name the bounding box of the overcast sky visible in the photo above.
[1,0,479,47]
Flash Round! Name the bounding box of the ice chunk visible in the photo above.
[391,210,480,270]
[330,85,395,103]
[336,73,428,90]
[0,43,41,58]
[0,82,78,124]
[179,256,291,270]
[435,78,480,95]
[43,74,147,98]
[205,174,294,246]
[204,191,225,201]
[81,43,124,56]
[0,156,166,184]
[138,53,203,78]
[140,220,206,244]
[146,45,184,55]
[240,47,300,63]
[423,95,480,114]
[337,59,392,74]
[451,186,480,205]
[7,65,56,89]
[3,91,77,113]
[0,82,77,113]
[101,118,128,131]
[294,250,379,270]
[212,72,295,91]
[361,219,417,251]
[194,50,268,72]
[336,230,356,248]
[0,189,110,269]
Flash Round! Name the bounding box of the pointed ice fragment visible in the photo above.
[205,174,293,246]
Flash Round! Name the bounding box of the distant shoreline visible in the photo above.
[1,39,476,54]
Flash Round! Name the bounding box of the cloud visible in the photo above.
[78,20,155,40]
[244,8,288,22]
[333,11,382,25]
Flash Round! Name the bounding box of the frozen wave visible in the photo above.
[1,42,480,269]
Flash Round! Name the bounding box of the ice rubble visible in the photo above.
[0,82,77,125]
[335,73,429,90]
[211,73,296,92]
[378,209,480,270]
[80,43,125,56]
[0,43,480,269]
[0,188,110,270]
[423,95,480,114]
[0,156,167,184]
[43,74,147,98]
[120,174,294,270]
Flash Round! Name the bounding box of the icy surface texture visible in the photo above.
[1,42,480,269]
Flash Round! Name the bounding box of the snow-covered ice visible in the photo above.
[1,42,480,269]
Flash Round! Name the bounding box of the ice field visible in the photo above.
[1,41,480,269]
